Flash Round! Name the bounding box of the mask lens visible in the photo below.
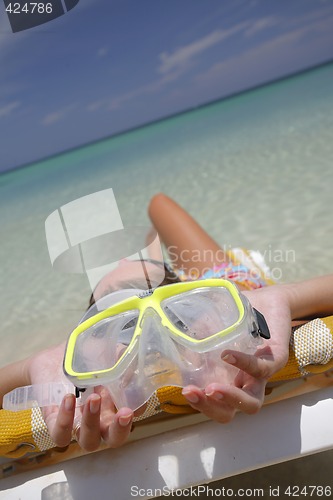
[161,287,240,339]
[72,310,139,373]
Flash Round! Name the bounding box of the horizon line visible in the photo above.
[2,57,333,176]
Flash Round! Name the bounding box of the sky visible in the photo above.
[1,0,333,173]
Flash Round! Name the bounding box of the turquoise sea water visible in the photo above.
[1,63,333,365]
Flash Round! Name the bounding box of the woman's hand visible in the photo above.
[182,285,292,423]
[26,343,133,451]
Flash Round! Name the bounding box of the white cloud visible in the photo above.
[108,69,185,110]
[88,6,333,114]
[86,57,204,112]
[42,111,65,125]
[0,100,20,118]
[195,17,332,89]
[286,2,333,29]
[244,16,280,37]
[195,30,303,86]
[86,100,104,111]
[42,104,77,125]
[158,24,249,75]
[106,23,250,109]
[97,46,109,58]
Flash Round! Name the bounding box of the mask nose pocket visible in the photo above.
[137,309,184,389]
[102,309,186,412]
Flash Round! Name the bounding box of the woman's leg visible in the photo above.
[148,193,228,278]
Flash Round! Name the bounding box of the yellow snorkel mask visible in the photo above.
[3,279,270,413]
[64,279,270,411]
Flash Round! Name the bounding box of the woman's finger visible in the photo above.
[182,385,236,424]
[221,349,275,380]
[77,394,102,452]
[94,386,133,448]
[101,407,134,448]
[46,393,76,448]
[205,381,265,415]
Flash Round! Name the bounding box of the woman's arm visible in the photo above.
[148,193,227,277]
[0,358,30,408]
[284,274,333,320]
